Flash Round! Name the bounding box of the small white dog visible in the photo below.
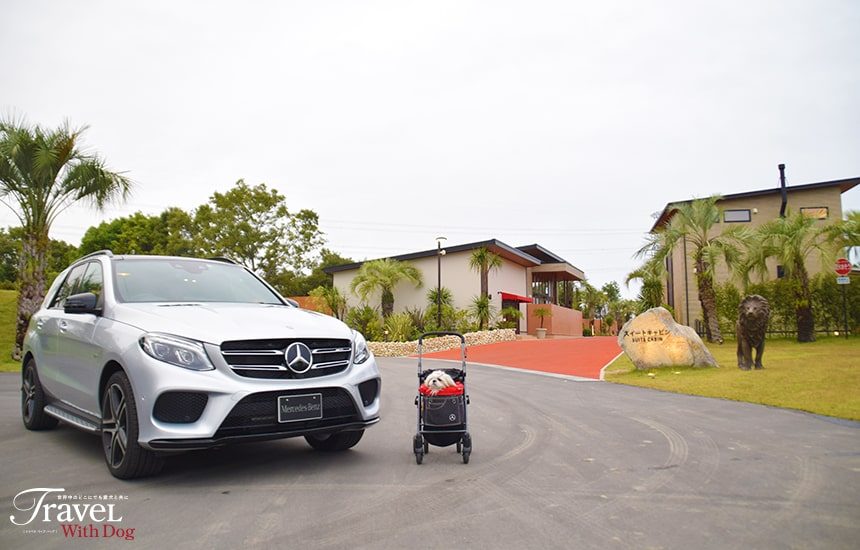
[424,370,456,395]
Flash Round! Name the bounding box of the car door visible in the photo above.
[55,261,105,414]
[35,263,88,399]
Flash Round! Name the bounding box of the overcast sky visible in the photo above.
[2,0,858,297]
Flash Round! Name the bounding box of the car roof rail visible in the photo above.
[207,256,240,265]
[73,249,114,263]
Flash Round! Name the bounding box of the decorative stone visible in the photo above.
[618,307,718,370]
[736,295,770,370]
[367,328,516,357]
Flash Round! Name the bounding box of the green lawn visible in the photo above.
[604,337,860,421]
[0,290,19,372]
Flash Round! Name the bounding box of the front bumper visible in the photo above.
[124,342,381,450]
[148,418,380,450]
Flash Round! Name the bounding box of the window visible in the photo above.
[777,265,785,279]
[50,263,89,309]
[112,259,283,304]
[723,209,751,223]
[79,262,104,306]
[800,207,828,220]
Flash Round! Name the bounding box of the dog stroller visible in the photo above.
[413,331,471,464]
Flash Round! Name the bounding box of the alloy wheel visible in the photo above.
[102,383,128,469]
[21,368,36,423]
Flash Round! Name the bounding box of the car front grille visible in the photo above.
[220,338,352,379]
[215,387,358,438]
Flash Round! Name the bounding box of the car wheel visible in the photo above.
[305,430,364,452]
[21,360,58,431]
[101,371,163,479]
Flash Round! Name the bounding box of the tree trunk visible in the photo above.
[480,268,489,298]
[381,288,394,318]
[15,228,50,360]
[794,266,816,343]
[695,260,722,343]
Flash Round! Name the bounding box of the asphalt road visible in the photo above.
[1,359,859,549]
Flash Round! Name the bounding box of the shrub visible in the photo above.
[403,306,426,334]
[383,312,417,342]
[583,328,593,337]
[712,276,860,337]
[345,304,383,341]
[425,303,458,332]
[498,306,523,329]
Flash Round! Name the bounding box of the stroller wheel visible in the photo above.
[413,434,425,465]
[456,441,462,453]
[461,432,472,464]
[423,440,429,453]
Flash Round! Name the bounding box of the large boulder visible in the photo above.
[618,307,718,370]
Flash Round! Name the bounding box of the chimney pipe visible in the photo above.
[778,163,787,218]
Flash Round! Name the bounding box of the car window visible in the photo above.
[112,259,284,304]
[79,262,104,305]
[49,263,89,309]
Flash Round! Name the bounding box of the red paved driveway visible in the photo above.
[421,336,622,380]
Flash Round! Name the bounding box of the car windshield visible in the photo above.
[111,259,285,304]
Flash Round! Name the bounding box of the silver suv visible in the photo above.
[21,251,381,479]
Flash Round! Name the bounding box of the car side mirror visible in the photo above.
[64,292,101,315]
[285,298,300,308]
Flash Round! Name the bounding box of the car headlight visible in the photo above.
[352,330,371,364]
[140,333,214,371]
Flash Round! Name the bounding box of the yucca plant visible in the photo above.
[469,294,496,331]
[384,312,416,342]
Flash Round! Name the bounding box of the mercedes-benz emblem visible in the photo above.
[285,342,313,373]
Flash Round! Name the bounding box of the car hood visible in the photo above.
[110,303,354,344]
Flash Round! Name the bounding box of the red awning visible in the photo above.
[499,292,533,303]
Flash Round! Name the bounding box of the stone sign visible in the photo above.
[618,307,718,370]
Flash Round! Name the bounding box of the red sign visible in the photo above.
[835,258,852,276]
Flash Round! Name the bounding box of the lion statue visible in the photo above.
[736,295,770,370]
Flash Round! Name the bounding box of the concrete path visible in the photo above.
[421,336,622,379]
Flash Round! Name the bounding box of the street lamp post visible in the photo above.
[436,236,447,328]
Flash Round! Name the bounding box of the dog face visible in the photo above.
[424,370,455,393]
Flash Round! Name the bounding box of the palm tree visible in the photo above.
[0,118,131,359]
[576,281,606,319]
[637,196,741,343]
[625,255,666,312]
[468,246,502,298]
[740,210,843,342]
[469,295,496,330]
[349,258,422,317]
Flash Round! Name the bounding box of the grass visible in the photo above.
[0,290,19,372]
[604,337,860,421]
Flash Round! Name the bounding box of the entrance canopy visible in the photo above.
[500,292,533,303]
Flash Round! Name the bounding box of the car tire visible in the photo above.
[304,430,364,452]
[101,371,163,479]
[21,359,59,431]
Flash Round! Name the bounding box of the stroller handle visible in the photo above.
[417,331,467,374]
[418,331,466,345]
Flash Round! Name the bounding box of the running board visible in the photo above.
[44,405,100,432]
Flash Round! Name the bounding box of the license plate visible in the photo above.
[277,393,323,423]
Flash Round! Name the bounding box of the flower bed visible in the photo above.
[368,329,517,357]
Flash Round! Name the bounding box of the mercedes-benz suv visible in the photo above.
[21,251,381,479]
